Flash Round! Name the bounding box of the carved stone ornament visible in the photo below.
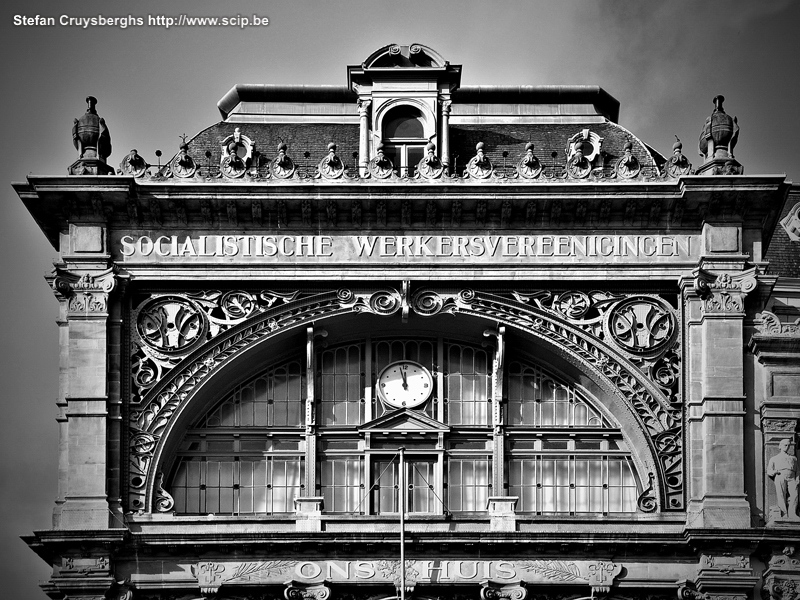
[129,287,682,512]
[694,267,758,315]
[517,142,543,179]
[51,265,119,316]
[587,561,622,595]
[566,143,592,179]
[605,296,676,356]
[317,142,345,179]
[119,148,149,178]
[616,141,641,179]
[763,548,800,600]
[170,136,198,178]
[285,581,332,600]
[271,143,296,179]
[666,137,692,178]
[779,202,800,242]
[192,561,297,596]
[566,128,603,162]
[465,142,494,179]
[480,580,527,600]
[416,141,444,179]
[220,127,253,179]
[369,144,395,179]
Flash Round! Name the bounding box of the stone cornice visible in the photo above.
[14,175,790,251]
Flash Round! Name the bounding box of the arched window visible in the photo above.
[505,360,638,514]
[168,359,305,515]
[164,336,642,517]
[381,105,427,177]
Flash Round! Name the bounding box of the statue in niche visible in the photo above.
[768,437,799,520]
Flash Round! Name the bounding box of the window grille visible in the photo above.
[319,344,364,426]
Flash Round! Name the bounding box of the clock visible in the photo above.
[377,360,434,409]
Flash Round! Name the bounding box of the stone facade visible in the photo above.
[14,44,800,600]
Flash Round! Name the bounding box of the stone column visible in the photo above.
[48,224,122,530]
[440,100,452,174]
[357,99,371,178]
[683,224,756,529]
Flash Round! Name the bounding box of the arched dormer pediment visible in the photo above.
[363,44,448,69]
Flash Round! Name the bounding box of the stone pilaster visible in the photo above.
[47,223,124,530]
[684,224,756,529]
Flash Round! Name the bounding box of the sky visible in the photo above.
[1,1,798,597]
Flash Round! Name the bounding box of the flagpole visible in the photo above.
[399,446,406,600]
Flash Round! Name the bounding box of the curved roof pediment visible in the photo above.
[363,43,447,69]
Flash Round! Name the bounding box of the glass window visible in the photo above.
[509,455,637,514]
[198,360,304,428]
[320,456,364,513]
[445,344,489,425]
[171,456,303,515]
[319,344,364,426]
[506,362,607,427]
[447,457,490,512]
[372,458,437,514]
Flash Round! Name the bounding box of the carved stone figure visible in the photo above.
[768,438,799,520]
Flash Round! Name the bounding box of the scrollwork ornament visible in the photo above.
[368,290,402,315]
[465,142,493,179]
[369,151,395,179]
[637,472,657,512]
[135,296,208,355]
[171,142,198,178]
[220,291,258,320]
[606,297,676,355]
[616,142,641,179]
[517,142,543,179]
[417,142,444,179]
[566,145,592,179]
[554,291,592,319]
[271,143,296,179]
[220,154,246,179]
[317,143,345,179]
[130,432,156,455]
[154,472,174,512]
[119,149,149,178]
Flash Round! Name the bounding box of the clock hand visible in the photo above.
[400,367,408,390]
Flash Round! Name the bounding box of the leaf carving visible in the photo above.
[518,560,582,581]
[228,560,297,582]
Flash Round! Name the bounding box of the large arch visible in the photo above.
[128,287,682,513]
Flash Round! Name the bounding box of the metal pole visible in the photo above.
[399,447,406,600]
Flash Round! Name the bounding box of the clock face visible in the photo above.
[377,360,434,409]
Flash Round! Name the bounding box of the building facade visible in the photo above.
[14,44,800,600]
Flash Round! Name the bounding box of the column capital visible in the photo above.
[692,266,758,315]
[49,263,127,318]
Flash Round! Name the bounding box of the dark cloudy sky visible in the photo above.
[1,1,798,597]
